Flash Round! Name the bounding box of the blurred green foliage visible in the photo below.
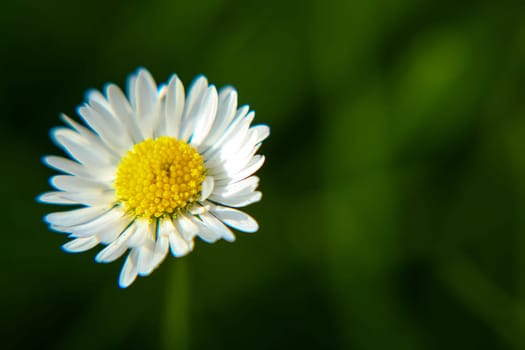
[1,0,525,349]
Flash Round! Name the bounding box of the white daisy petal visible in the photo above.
[222,109,254,142]
[201,176,215,201]
[96,242,128,264]
[213,176,259,198]
[212,152,265,186]
[211,140,260,179]
[38,191,81,205]
[189,204,207,216]
[119,249,139,288]
[211,114,257,162]
[151,231,170,268]
[43,155,85,175]
[209,191,262,208]
[97,215,132,244]
[52,191,115,207]
[59,114,120,161]
[199,212,236,242]
[162,74,185,138]
[136,69,158,116]
[253,124,271,144]
[127,219,149,247]
[106,84,143,144]
[77,104,131,154]
[135,69,159,138]
[201,87,238,150]
[50,175,111,192]
[137,237,156,276]
[134,220,158,276]
[54,207,124,237]
[180,75,208,141]
[127,72,138,111]
[174,213,198,246]
[169,231,190,257]
[43,155,115,181]
[89,100,134,151]
[193,218,222,243]
[210,206,259,233]
[205,128,259,170]
[184,76,208,116]
[86,89,110,109]
[159,218,190,257]
[95,224,136,263]
[45,206,108,227]
[151,240,170,272]
[202,105,250,158]
[52,128,115,167]
[40,68,268,288]
[189,85,218,147]
[62,236,100,253]
[229,155,266,183]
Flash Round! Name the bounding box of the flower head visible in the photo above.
[39,68,269,287]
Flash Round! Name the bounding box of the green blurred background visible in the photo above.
[2,0,525,349]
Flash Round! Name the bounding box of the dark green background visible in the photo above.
[1,0,525,349]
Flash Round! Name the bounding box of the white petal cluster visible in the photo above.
[40,68,269,287]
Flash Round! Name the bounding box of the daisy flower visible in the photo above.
[39,68,269,288]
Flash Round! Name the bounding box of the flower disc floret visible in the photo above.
[115,136,205,218]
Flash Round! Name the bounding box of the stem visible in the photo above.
[162,260,189,350]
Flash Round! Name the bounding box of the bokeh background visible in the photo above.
[2,0,525,349]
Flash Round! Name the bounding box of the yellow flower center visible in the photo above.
[115,136,206,219]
